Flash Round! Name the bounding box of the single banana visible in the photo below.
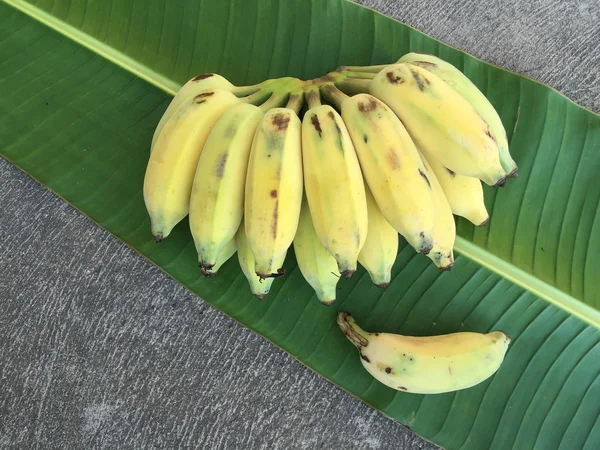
[370,63,506,187]
[143,89,240,241]
[358,185,399,288]
[337,312,510,394]
[419,155,455,270]
[200,236,237,277]
[301,98,368,276]
[293,197,341,305]
[325,86,436,255]
[398,53,517,177]
[236,221,285,299]
[189,103,263,271]
[424,154,489,226]
[244,108,303,279]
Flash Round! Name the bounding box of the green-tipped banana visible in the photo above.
[399,53,517,177]
[338,312,510,394]
[143,89,240,241]
[189,103,263,272]
[293,197,341,305]
[200,236,237,277]
[236,222,285,300]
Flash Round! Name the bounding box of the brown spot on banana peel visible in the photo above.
[358,98,378,113]
[270,189,278,198]
[272,113,290,130]
[445,167,456,177]
[418,169,431,188]
[311,114,322,136]
[385,367,392,374]
[387,149,401,170]
[327,111,342,134]
[214,153,228,177]
[193,91,214,102]
[271,198,279,239]
[363,134,368,143]
[360,354,370,363]
[386,71,404,84]
[485,126,497,143]
[410,69,430,91]
[257,268,285,280]
[397,386,408,391]
[192,73,214,81]
[418,232,433,255]
[409,61,438,69]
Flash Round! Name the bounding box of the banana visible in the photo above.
[419,155,455,270]
[143,89,240,241]
[151,74,236,151]
[424,154,489,226]
[324,86,436,255]
[244,108,303,279]
[200,236,237,277]
[369,63,506,187]
[293,197,341,305]
[337,312,510,394]
[358,185,399,288]
[189,103,263,271]
[301,97,368,276]
[236,221,285,299]
[398,53,517,177]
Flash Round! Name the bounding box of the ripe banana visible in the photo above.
[398,53,517,177]
[358,185,398,288]
[236,221,285,299]
[424,154,489,226]
[144,89,240,241]
[327,86,436,255]
[301,98,368,276]
[189,103,263,271]
[151,74,236,151]
[369,63,506,187]
[200,236,237,277]
[244,108,303,279]
[337,312,510,394]
[293,197,341,305]
[419,155,455,270]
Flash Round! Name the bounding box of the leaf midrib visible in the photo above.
[5,0,599,330]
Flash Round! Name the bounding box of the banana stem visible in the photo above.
[258,92,289,111]
[320,83,350,109]
[240,89,273,106]
[305,88,321,109]
[232,83,262,97]
[339,71,377,80]
[341,64,390,73]
[336,77,372,95]
[337,312,369,348]
[285,92,305,115]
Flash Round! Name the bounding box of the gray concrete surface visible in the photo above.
[1,0,598,449]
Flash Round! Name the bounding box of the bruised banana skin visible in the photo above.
[358,185,399,288]
[424,154,489,226]
[370,63,506,187]
[293,197,341,305]
[151,74,235,151]
[337,312,511,394]
[143,89,240,241]
[302,104,368,277]
[419,154,455,270]
[189,103,263,271]
[236,222,285,299]
[244,108,303,279]
[339,91,436,255]
[398,53,517,177]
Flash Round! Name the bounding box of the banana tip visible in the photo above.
[507,167,518,178]
[254,293,267,301]
[153,235,164,243]
[320,299,336,306]
[341,269,355,278]
[493,177,507,188]
[376,282,390,289]
[499,330,511,343]
[478,217,490,227]
[440,263,454,272]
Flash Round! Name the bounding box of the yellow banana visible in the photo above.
[324,86,436,255]
[369,63,506,187]
[301,97,368,276]
[398,53,517,177]
[420,154,455,270]
[337,312,510,394]
[358,185,399,288]
[200,236,237,277]
[189,103,263,271]
[143,89,240,241]
[244,108,303,279]
[424,154,489,226]
[293,197,341,305]
[151,74,236,151]
[236,221,285,299]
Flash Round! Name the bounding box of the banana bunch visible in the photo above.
[143,52,517,303]
[337,312,510,394]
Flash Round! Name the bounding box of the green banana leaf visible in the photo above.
[2,0,599,448]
